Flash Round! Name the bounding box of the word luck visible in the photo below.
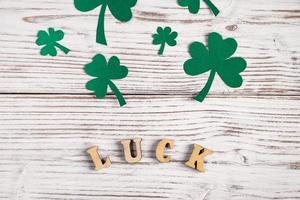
[86,138,212,172]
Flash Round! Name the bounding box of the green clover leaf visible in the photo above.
[152,26,178,55]
[35,28,70,57]
[178,0,220,16]
[184,32,247,102]
[84,54,128,107]
[74,0,137,45]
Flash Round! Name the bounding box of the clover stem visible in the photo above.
[158,43,165,55]
[194,70,216,102]
[203,0,220,16]
[108,81,126,107]
[54,42,70,55]
[96,3,107,45]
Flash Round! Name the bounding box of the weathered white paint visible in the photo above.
[0,0,299,95]
[0,0,299,199]
[0,95,299,199]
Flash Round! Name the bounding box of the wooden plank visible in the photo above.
[0,95,299,200]
[0,0,299,95]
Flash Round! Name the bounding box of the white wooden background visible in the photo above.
[0,0,300,199]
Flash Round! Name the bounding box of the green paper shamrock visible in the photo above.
[178,0,220,16]
[74,0,137,45]
[36,28,70,57]
[84,54,128,107]
[152,26,178,55]
[184,32,247,102]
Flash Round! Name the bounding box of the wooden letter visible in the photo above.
[86,146,111,171]
[155,139,174,163]
[185,144,212,172]
[120,138,142,163]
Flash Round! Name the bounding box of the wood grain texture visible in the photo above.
[0,95,299,200]
[0,0,300,199]
[0,0,299,95]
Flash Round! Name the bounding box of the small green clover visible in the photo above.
[178,0,220,16]
[74,0,137,45]
[184,32,247,102]
[35,28,70,57]
[84,54,128,107]
[152,26,178,55]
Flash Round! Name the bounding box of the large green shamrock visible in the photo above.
[184,32,247,102]
[84,54,128,107]
[35,28,70,57]
[74,0,137,45]
[178,0,220,16]
[152,26,178,55]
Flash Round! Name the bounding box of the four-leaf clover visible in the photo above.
[178,0,220,16]
[152,26,178,55]
[84,54,128,107]
[36,28,70,57]
[74,0,137,45]
[184,32,247,102]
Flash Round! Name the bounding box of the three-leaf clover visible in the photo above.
[84,54,128,107]
[184,32,247,102]
[152,26,178,55]
[74,0,137,45]
[178,0,220,16]
[36,28,70,57]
